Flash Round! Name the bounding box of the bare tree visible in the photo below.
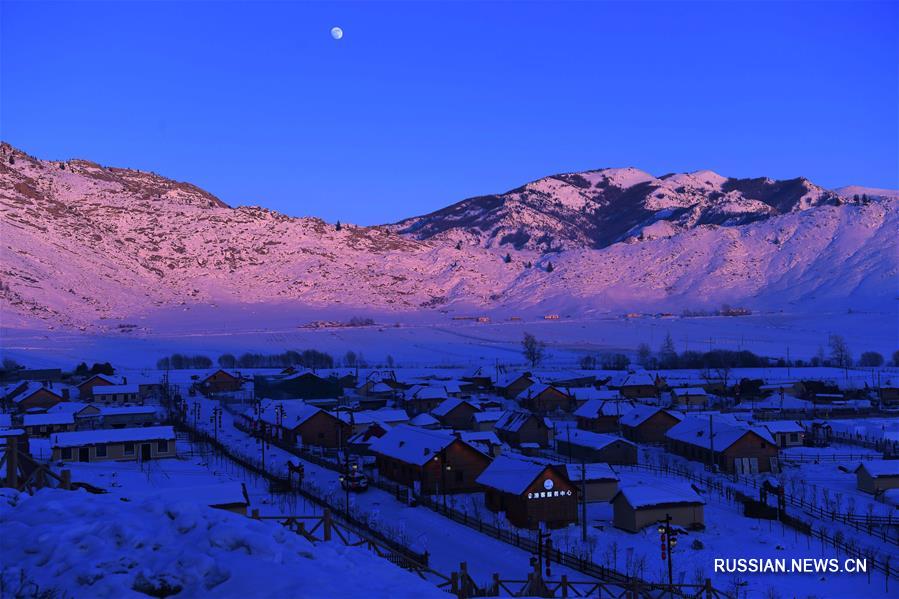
[522,332,545,368]
[828,334,852,369]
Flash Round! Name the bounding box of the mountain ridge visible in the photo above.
[1,142,895,331]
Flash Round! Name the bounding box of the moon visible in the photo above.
[330,26,343,40]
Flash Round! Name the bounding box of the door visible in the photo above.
[78,448,90,462]
[140,443,152,461]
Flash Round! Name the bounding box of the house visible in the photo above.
[855,462,899,495]
[880,378,899,408]
[259,402,351,449]
[370,425,491,494]
[458,431,503,458]
[494,373,534,399]
[471,410,504,432]
[567,387,620,408]
[72,405,158,429]
[347,422,391,455]
[4,368,63,383]
[403,385,448,416]
[77,374,119,400]
[340,409,409,434]
[51,426,176,462]
[255,370,342,400]
[201,370,243,394]
[517,384,573,414]
[22,412,76,437]
[408,412,441,430]
[616,372,660,399]
[8,382,68,411]
[431,398,480,430]
[555,429,637,465]
[494,411,551,448]
[460,368,492,391]
[612,482,705,532]
[665,416,779,473]
[672,387,709,408]
[573,399,635,433]
[763,421,805,448]
[476,455,578,529]
[92,384,141,405]
[620,406,684,444]
[562,462,620,502]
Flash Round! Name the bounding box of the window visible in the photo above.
[61,448,72,460]
[95,444,107,458]
[789,433,798,442]
[157,440,169,453]
[124,442,135,455]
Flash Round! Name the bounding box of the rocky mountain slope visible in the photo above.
[1,142,895,330]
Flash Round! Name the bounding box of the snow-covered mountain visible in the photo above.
[393,167,849,251]
[1,142,895,330]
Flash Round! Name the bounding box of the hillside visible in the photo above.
[0,142,895,331]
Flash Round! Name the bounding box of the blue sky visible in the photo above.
[2,1,896,224]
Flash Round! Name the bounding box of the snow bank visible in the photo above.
[0,488,443,598]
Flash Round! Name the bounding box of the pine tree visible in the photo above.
[546,261,554,273]
[525,261,532,268]
[503,253,512,263]
[336,221,342,231]
[455,241,462,250]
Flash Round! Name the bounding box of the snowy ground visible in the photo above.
[3,309,896,368]
[0,487,444,598]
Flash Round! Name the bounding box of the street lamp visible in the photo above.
[658,514,681,591]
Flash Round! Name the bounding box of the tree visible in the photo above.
[893,350,899,366]
[525,261,532,268]
[858,351,883,367]
[637,343,652,366]
[545,262,554,273]
[74,362,89,376]
[386,354,395,368]
[503,253,512,263]
[218,353,237,368]
[344,350,357,368]
[7,155,14,165]
[522,332,545,368]
[335,220,342,231]
[455,240,462,250]
[828,334,852,368]
[658,333,678,369]
[579,355,597,370]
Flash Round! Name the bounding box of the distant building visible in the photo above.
[493,373,534,399]
[431,398,480,430]
[517,384,573,414]
[494,411,551,448]
[476,455,578,529]
[200,370,244,394]
[671,387,709,408]
[573,398,635,433]
[620,406,684,444]
[8,382,68,412]
[555,429,637,465]
[77,374,119,401]
[763,421,804,448]
[855,462,899,495]
[23,412,76,437]
[92,384,140,405]
[51,426,176,463]
[665,416,779,473]
[612,482,705,532]
[563,462,620,502]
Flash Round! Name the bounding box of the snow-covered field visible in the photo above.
[0,487,443,598]
[2,308,895,369]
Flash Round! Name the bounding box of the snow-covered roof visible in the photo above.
[573,399,635,419]
[476,455,555,495]
[563,462,619,482]
[732,395,812,411]
[23,413,74,426]
[258,401,325,429]
[92,384,139,395]
[568,388,620,401]
[0,414,11,428]
[408,413,439,427]
[431,398,477,418]
[665,415,775,451]
[494,373,532,388]
[93,405,157,416]
[472,411,503,423]
[763,421,803,434]
[340,409,408,426]
[516,383,567,400]
[495,410,549,433]
[51,426,175,448]
[672,387,707,397]
[369,425,475,466]
[9,382,62,403]
[615,481,705,509]
[557,429,633,450]
[619,372,657,388]
[410,385,449,401]
[856,461,899,478]
[459,431,501,446]
[620,405,684,428]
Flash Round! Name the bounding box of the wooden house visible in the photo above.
[22,412,76,437]
[476,455,578,529]
[855,462,899,495]
[8,382,68,412]
[763,421,805,448]
[493,373,534,399]
[431,398,480,430]
[880,378,899,408]
[517,384,574,414]
[256,371,341,400]
[616,372,660,400]
[471,410,504,432]
[494,411,551,448]
[370,426,490,494]
[77,374,117,401]
[92,384,140,405]
[347,422,391,455]
[403,385,448,416]
[408,412,441,430]
[612,482,705,532]
[259,402,351,449]
[671,387,709,408]
[665,416,779,473]
[201,370,243,394]
[573,398,635,433]
[555,429,637,465]
[620,406,683,444]
[51,426,176,463]
[73,405,158,429]
[562,462,619,502]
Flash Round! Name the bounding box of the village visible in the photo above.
[2,348,898,599]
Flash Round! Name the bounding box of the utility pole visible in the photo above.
[440,445,448,511]
[580,461,588,542]
[708,414,715,470]
[658,514,679,590]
